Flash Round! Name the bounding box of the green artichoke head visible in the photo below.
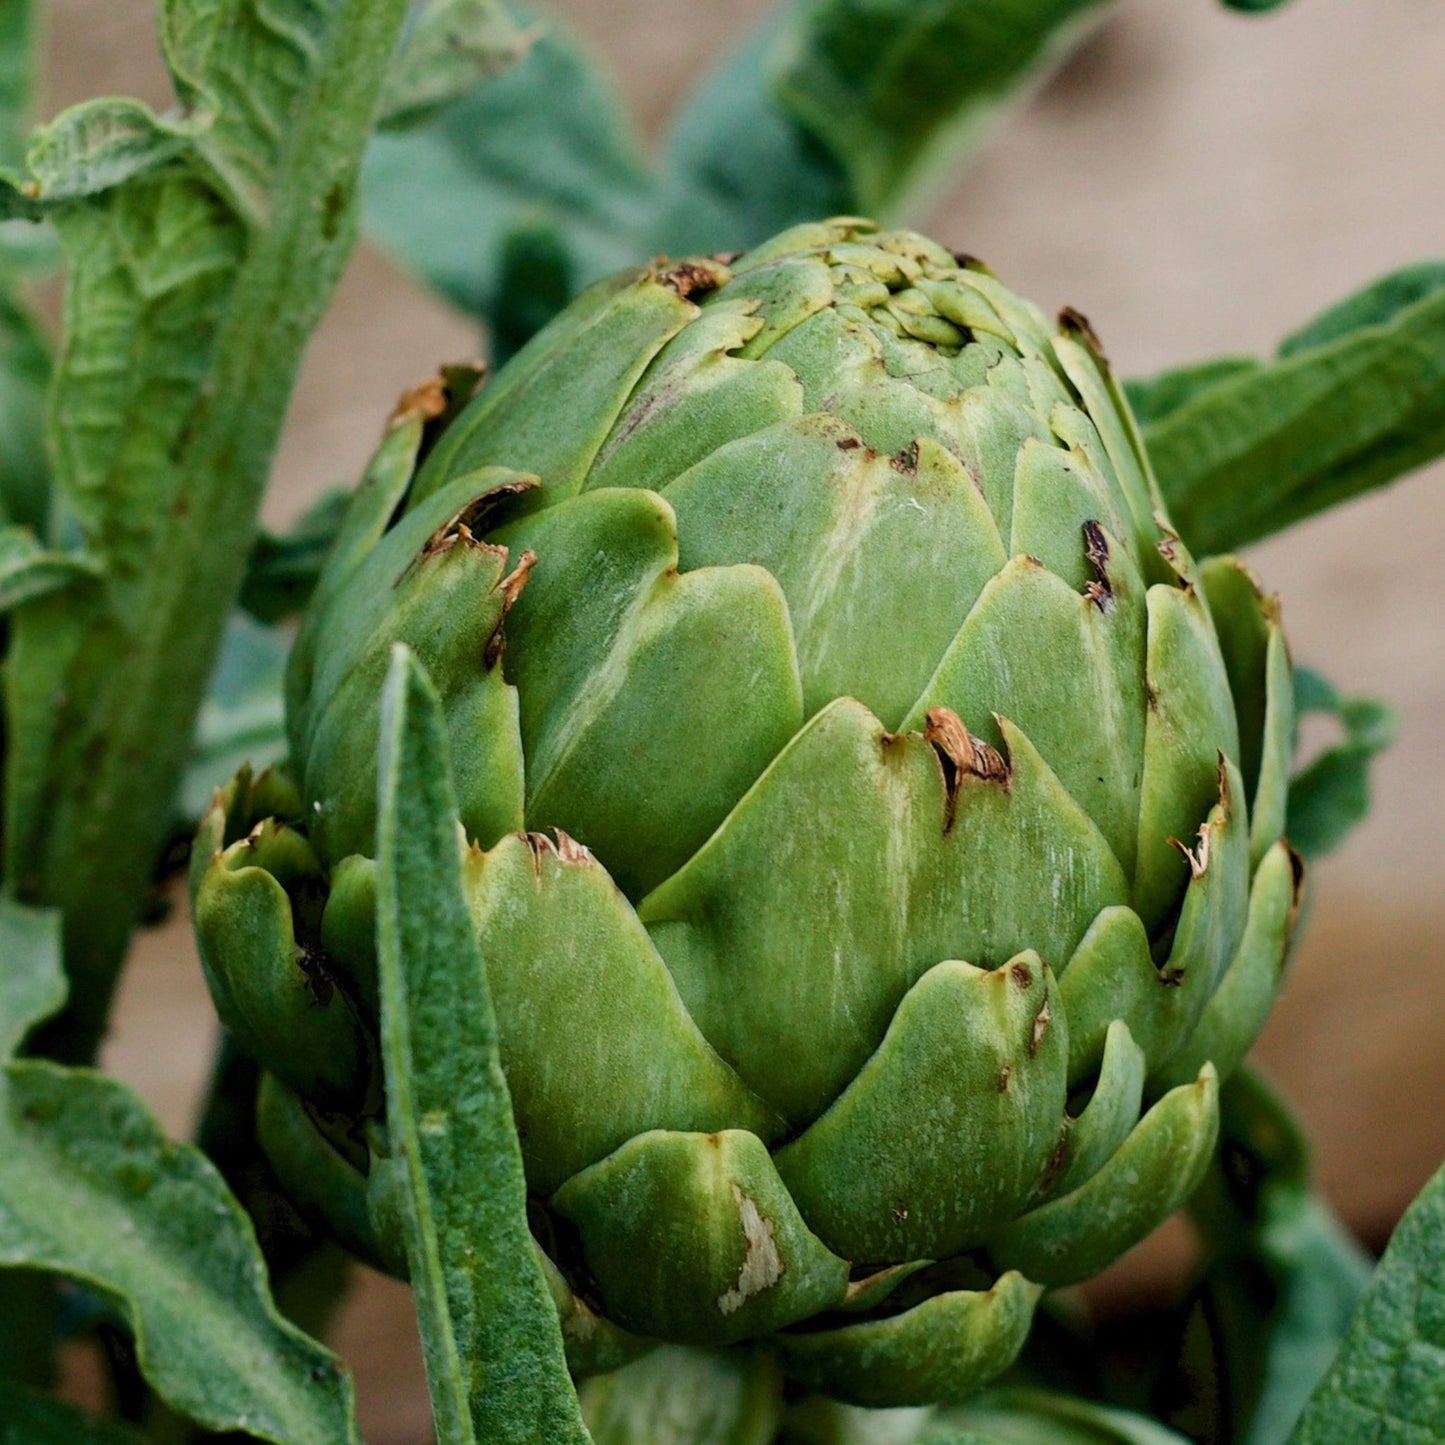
[192,218,1300,1406]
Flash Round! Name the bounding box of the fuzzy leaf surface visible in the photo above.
[1289,1159,1445,1443]
[0,1060,360,1443]
[1287,666,1396,859]
[375,646,590,1443]
[0,270,51,533]
[377,0,532,130]
[2,0,410,1065]
[1140,262,1445,552]
[769,0,1112,219]
[0,898,65,1058]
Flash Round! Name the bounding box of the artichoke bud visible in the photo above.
[196,219,1305,1405]
[319,854,380,1020]
[256,1071,403,1276]
[192,820,373,1111]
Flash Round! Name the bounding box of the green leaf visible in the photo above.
[367,0,1125,346]
[240,488,351,625]
[0,0,36,172]
[1141,261,1445,553]
[581,1346,782,1445]
[0,900,65,1059]
[374,645,590,1443]
[5,0,412,1065]
[1123,358,1257,430]
[362,8,652,317]
[0,528,101,613]
[0,1061,360,1443]
[1180,1071,1373,1445]
[377,0,533,131]
[937,1386,1193,1443]
[13,99,201,208]
[770,0,1114,221]
[0,272,52,535]
[1289,1159,1445,1443]
[0,1383,144,1444]
[178,611,290,827]
[651,9,851,257]
[1287,666,1396,859]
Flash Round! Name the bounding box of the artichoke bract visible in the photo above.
[192,219,1300,1405]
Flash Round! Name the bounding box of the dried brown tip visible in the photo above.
[519,831,555,874]
[484,548,537,667]
[419,509,509,572]
[498,549,536,611]
[389,360,487,431]
[552,830,592,865]
[1168,822,1212,881]
[891,439,921,475]
[658,257,730,301]
[1082,519,1113,612]
[925,707,1010,830]
[414,484,538,581]
[1286,844,1306,927]
[1058,306,1107,362]
[1029,1000,1052,1056]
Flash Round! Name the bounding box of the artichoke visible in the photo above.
[191,219,1300,1406]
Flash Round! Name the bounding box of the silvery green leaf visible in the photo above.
[0,1059,361,1442]
[375,645,590,1442]
[1287,666,1396,859]
[1289,1160,1445,1443]
[378,0,533,130]
[1141,262,1445,552]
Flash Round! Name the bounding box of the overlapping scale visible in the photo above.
[638,701,1126,1127]
[664,418,1006,728]
[458,833,778,1195]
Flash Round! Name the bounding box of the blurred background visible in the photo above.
[44,0,1445,1439]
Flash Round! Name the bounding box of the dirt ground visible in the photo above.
[43,1,1445,1439]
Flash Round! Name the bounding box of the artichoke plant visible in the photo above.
[191,218,1299,1406]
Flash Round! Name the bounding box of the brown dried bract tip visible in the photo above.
[1082,519,1113,612]
[552,830,592,865]
[1058,306,1107,363]
[951,250,985,271]
[420,514,505,565]
[498,549,537,612]
[659,257,730,301]
[1169,822,1213,880]
[1030,1001,1052,1056]
[389,374,451,429]
[1214,752,1233,812]
[520,830,592,872]
[1154,520,1191,586]
[891,439,920,475]
[1286,844,1307,924]
[389,360,487,431]
[924,707,1010,830]
[484,548,538,668]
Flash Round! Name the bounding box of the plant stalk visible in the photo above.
[15,0,409,1064]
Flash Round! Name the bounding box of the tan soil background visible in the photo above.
[44,1,1445,1439]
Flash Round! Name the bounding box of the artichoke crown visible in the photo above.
[193,219,1298,1405]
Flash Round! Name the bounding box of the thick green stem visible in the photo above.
[15,0,409,1063]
